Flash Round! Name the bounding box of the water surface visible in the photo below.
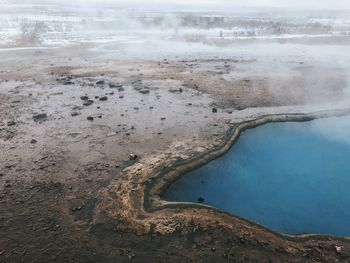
[164,117,350,236]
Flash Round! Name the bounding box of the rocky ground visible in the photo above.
[1,45,350,262]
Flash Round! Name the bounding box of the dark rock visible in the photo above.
[212,108,218,113]
[83,100,94,106]
[119,95,124,99]
[33,113,47,122]
[169,88,183,93]
[71,112,79,117]
[139,89,150,94]
[109,83,123,88]
[30,139,38,144]
[99,96,108,101]
[63,81,74,85]
[87,116,94,121]
[197,197,205,203]
[129,154,138,160]
[96,80,105,85]
[95,96,99,99]
[80,96,89,101]
[7,120,16,126]
[161,117,166,121]
[118,87,125,92]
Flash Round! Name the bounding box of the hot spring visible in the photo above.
[164,116,350,237]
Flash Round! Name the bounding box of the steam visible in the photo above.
[310,116,350,144]
[1,0,350,108]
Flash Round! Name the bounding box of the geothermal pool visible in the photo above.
[164,117,350,236]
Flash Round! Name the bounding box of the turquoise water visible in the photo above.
[164,117,350,236]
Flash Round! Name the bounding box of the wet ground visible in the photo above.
[1,42,350,262]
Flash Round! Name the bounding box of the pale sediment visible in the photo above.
[98,107,350,251]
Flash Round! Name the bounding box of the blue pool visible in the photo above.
[164,117,350,236]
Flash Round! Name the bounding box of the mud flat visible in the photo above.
[1,43,350,262]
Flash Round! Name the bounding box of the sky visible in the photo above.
[3,0,350,11]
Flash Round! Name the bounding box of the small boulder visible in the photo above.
[109,83,123,88]
[197,197,205,203]
[96,80,105,85]
[129,154,138,160]
[7,120,16,126]
[83,100,94,106]
[33,113,47,122]
[139,89,150,94]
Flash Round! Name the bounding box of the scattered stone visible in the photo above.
[30,139,38,144]
[212,108,218,113]
[99,96,108,101]
[197,197,205,203]
[169,88,183,93]
[139,89,150,94]
[161,117,166,121]
[109,83,123,88]
[33,113,47,122]
[96,80,105,85]
[83,100,94,106]
[87,116,94,121]
[118,87,125,92]
[95,96,99,99]
[149,106,154,109]
[7,120,16,126]
[335,245,342,254]
[71,206,83,212]
[80,96,89,101]
[129,154,138,160]
[71,112,79,117]
[63,81,74,85]
[109,92,114,95]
